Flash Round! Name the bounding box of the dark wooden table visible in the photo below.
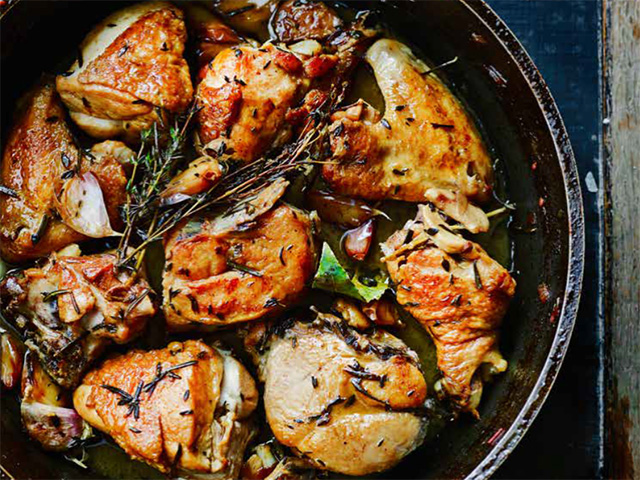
[486,1,638,478]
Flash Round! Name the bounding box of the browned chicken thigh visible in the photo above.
[0,245,157,388]
[196,43,312,161]
[323,39,494,213]
[0,81,131,263]
[246,311,428,476]
[163,181,317,330]
[195,4,375,164]
[383,205,516,415]
[74,340,258,478]
[56,2,193,142]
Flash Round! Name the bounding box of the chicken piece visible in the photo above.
[196,43,312,160]
[322,39,494,210]
[56,2,193,142]
[246,311,428,476]
[73,340,258,478]
[163,181,317,330]
[0,81,132,263]
[0,245,157,389]
[271,0,343,43]
[280,9,379,130]
[382,205,516,415]
[195,6,377,166]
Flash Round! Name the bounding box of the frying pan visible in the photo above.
[0,0,584,478]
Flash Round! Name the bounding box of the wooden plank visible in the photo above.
[603,0,640,478]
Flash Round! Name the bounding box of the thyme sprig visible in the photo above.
[116,114,329,269]
[116,106,198,268]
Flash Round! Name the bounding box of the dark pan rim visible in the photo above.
[460,1,585,478]
[0,1,585,479]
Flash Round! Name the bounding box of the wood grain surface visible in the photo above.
[603,1,640,478]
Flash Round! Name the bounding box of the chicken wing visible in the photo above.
[382,205,516,415]
[0,81,131,263]
[246,311,428,476]
[322,39,493,209]
[0,245,157,389]
[73,340,258,478]
[163,181,317,330]
[56,2,193,142]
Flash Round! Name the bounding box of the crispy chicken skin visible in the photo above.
[383,205,516,415]
[196,43,311,160]
[195,9,375,165]
[163,184,317,330]
[0,82,131,264]
[73,340,258,477]
[246,312,428,476]
[323,39,493,205]
[56,2,193,142]
[0,245,157,389]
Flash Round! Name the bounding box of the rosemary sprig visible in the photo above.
[101,381,144,420]
[0,185,19,198]
[41,289,71,302]
[142,360,198,397]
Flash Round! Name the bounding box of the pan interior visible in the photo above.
[0,1,580,479]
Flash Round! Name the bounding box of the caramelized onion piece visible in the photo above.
[21,402,92,452]
[362,298,402,328]
[161,157,222,206]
